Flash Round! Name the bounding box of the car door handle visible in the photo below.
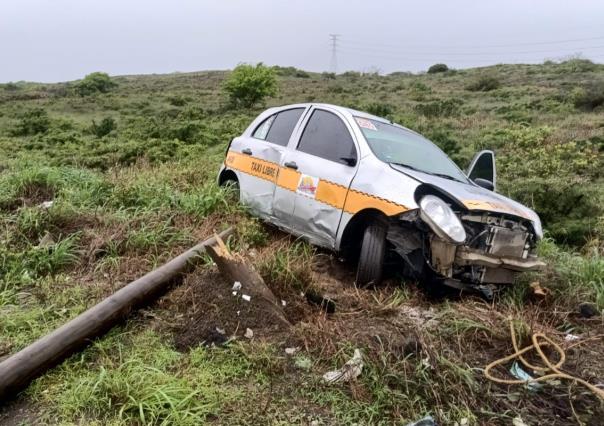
[284,161,298,170]
[242,148,253,155]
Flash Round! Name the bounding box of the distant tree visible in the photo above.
[75,72,117,96]
[427,63,449,74]
[223,63,278,108]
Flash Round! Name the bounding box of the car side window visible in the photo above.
[253,114,276,140]
[297,109,357,165]
[252,108,304,146]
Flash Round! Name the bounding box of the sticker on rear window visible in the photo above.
[297,175,319,198]
[355,117,377,131]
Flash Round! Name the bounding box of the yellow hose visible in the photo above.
[484,320,604,401]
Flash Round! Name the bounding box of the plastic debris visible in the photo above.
[284,347,299,356]
[564,333,580,341]
[512,416,529,426]
[244,328,254,339]
[232,281,242,291]
[39,200,54,209]
[510,361,542,391]
[242,294,251,302]
[215,327,226,335]
[281,299,287,307]
[322,349,363,383]
[404,415,436,426]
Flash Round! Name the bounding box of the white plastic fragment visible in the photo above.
[39,200,54,209]
[281,300,287,307]
[242,294,251,302]
[232,291,237,296]
[232,281,242,291]
[564,333,580,341]
[244,328,254,339]
[322,349,363,383]
[284,347,299,356]
[512,417,529,426]
[215,327,226,335]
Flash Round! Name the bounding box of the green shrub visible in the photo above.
[75,72,117,96]
[223,63,278,108]
[465,74,501,92]
[322,72,336,80]
[415,98,463,117]
[427,63,449,74]
[12,108,50,136]
[570,81,604,111]
[556,58,598,74]
[364,102,394,118]
[90,117,116,138]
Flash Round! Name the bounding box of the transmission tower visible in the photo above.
[329,34,340,74]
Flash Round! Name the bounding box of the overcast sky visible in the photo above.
[1,0,603,82]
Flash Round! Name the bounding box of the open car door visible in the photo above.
[467,149,496,191]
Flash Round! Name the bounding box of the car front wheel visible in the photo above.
[356,222,387,287]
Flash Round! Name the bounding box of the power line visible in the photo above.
[342,44,604,56]
[342,35,604,50]
[329,34,340,73]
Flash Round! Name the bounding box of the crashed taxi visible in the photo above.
[218,103,545,295]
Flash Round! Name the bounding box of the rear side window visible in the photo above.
[252,108,304,146]
[297,110,357,165]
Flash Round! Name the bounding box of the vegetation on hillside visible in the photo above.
[0,60,603,425]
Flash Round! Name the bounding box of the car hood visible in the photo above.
[390,164,540,224]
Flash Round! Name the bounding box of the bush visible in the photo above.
[90,117,117,138]
[427,63,449,74]
[321,72,336,80]
[12,108,50,136]
[556,58,598,74]
[571,82,604,111]
[415,98,463,117]
[465,74,501,92]
[364,102,394,118]
[75,72,117,96]
[223,63,278,108]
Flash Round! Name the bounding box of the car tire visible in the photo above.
[356,222,387,287]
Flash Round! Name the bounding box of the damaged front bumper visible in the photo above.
[388,210,545,292]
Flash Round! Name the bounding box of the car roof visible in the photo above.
[267,103,419,133]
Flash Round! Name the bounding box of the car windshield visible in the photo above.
[355,117,468,183]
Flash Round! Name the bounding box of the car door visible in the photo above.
[277,107,359,248]
[228,107,306,218]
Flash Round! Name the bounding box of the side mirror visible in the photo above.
[473,177,494,191]
[467,150,496,191]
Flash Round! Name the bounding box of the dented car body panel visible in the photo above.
[219,103,544,289]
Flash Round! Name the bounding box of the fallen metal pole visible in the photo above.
[0,227,233,401]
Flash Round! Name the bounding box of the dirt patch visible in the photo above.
[169,270,312,350]
[0,398,39,426]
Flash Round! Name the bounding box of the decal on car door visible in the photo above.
[296,175,319,198]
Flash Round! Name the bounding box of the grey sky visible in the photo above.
[1,0,603,83]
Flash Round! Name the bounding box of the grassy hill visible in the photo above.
[0,61,603,424]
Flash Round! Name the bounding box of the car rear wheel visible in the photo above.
[356,222,387,287]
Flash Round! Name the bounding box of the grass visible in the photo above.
[0,62,603,424]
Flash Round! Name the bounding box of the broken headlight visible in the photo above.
[419,195,466,244]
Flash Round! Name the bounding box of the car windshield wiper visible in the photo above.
[391,162,465,183]
[430,172,465,183]
[390,162,424,172]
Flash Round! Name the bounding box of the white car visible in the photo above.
[218,103,544,295]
